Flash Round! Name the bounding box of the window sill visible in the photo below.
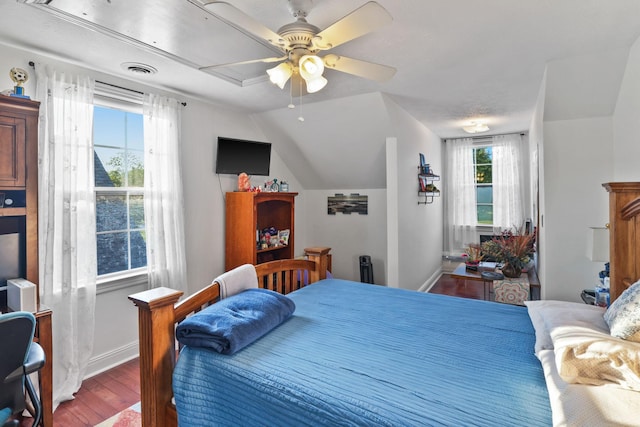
[97,269,148,295]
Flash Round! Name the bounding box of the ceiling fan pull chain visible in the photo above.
[298,77,304,122]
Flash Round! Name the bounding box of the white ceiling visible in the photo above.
[1,0,640,139]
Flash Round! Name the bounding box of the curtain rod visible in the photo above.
[97,80,187,107]
[28,61,187,106]
[444,131,526,142]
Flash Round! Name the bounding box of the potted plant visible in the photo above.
[462,243,483,270]
[481,226,535,278]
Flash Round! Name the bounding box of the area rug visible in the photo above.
[95,402,141,427]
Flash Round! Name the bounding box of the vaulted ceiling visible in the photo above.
[2,0,639,140]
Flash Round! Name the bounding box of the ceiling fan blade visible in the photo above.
[313,2,392,50]
[323,54,396,82]
[190,0,288,49]
[199,56,287,71]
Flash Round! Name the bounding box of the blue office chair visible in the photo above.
[0,311,45,427]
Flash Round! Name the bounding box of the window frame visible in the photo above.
[473,145,493,226]
[93,89,147,289]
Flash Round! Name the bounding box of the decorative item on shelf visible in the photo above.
[425,183,440,193]
[481,225,535,278]
[279,181,289,192]
[419,153,430,174]
[462,243,483,270]
[263,179,280,192]
[278,229,290,246]
[237,172,251,192]
[417,156,440,204]
[8,67,30,99]
[258,226,281,250]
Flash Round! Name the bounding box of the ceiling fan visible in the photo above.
[190,0,396,95]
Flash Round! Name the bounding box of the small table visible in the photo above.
[450,263,541,301]
[450,263,492,300]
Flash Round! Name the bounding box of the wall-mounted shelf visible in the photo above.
[418,166,440,205]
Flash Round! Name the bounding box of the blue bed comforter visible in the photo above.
[173,279,551,426]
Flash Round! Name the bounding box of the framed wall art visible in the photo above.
[328,193,368,215]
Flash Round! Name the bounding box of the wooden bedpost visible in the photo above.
[129,287,183,427]
[305,247,331,283]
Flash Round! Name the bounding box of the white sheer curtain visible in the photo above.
[143,94,188,292]
[445,138,477,253]
[35,66,96,408]
[492,134,525,231]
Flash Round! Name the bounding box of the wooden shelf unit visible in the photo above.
[0,96,53,427]
[225,191,297,271]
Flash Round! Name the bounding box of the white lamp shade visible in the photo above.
[305,75,328,93]
[266,62,293,89]
[587,227,609,262]
[299,55,325,80]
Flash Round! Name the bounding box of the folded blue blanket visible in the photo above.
[176,288,296,355]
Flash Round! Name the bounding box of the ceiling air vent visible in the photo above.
[121,62,157,75]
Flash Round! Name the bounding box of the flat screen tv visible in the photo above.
[215,137,271,176]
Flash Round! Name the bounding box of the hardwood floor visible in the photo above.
[18,358,141,427]
[429,272,487,300]
[16,273,469,427]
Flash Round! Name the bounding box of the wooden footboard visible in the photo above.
[128,247,331,427]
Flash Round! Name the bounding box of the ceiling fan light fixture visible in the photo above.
[267,62,293,89]
[462,121,490,134]
[298,55,324,80]
[305,75,328,93]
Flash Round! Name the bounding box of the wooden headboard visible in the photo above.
[603,182,640,302]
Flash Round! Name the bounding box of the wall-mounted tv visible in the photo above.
[215,137,272,176]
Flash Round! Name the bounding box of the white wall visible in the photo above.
[305,189,387,283]
[542,117,613,301]
[180,99,303,294]
[613,34,640,182]
[529,69,546,297]
[383,96,443,291]
[538,39,640,303]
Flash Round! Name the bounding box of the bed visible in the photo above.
[129,182,640,427]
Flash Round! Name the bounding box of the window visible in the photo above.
[473,146,492,225]
[94,105,146,276]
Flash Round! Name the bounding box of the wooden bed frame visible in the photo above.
[128,181,640,427]
[128,247,331,427]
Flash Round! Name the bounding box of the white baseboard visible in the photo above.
[85,341,139,379]
[419,266,443,293]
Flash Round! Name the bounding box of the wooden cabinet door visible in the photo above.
[0,114,26,187]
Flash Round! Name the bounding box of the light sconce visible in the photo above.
[267,62,293,89]
[462,121,490,134]
[587,226,610,262]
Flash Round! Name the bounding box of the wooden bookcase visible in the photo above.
[0,96,39,291]
[225,191,297,271]
[0,95,54,427]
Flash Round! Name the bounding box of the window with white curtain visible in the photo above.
[445,134,525,252]
[93,98,147,277]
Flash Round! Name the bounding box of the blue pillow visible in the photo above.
[604,280,640,342]
[176,288,295,354]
